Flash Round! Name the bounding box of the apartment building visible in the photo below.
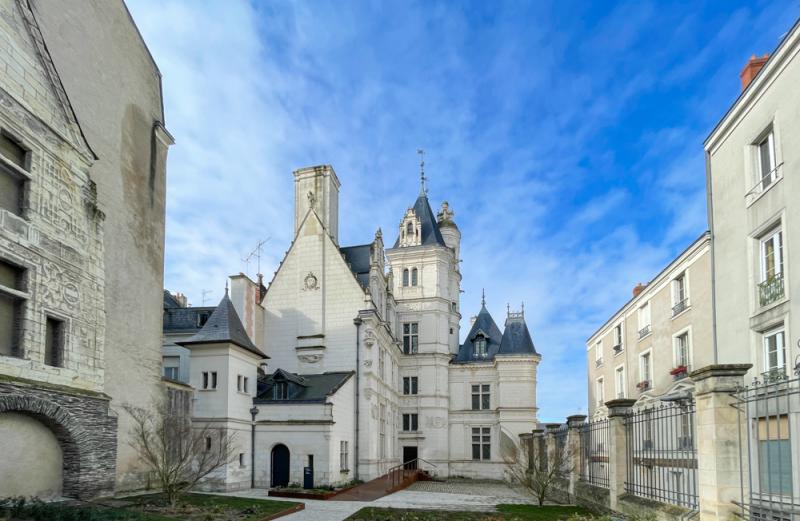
[704,20,800,381]
[587,232,712,418]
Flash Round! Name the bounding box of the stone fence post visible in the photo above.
[691,364,751,521]
[519,432,533,471]
[544,423,561,472]
[532,428,545,472]
[566,414,587,500]
[604,398,635,510]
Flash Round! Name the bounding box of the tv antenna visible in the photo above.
[242,238,271,278]
[201,289,212,306]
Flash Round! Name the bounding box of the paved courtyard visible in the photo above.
[220,480,537,521]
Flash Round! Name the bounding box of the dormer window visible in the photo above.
[273,381,288,400]
[406,222,414,235]
[474,335,487,358]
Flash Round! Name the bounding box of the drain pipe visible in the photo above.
[353,316,362,481]
[249,406,259,488]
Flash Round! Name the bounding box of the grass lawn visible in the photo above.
[123,493,302,521]
[346,504,596,520]
[0,494,301,521]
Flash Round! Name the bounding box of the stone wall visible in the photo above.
[0,376,117,499]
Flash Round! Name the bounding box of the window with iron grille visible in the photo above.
[471,384,490,410]
[471,427,490,460]
[759,228,784,307]
[403,323,418,354]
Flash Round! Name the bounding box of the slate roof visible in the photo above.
[340,244,372,288]
[256,371,354,403]
[497,315,538,356]
[454,303,503,363]
[177,292,268,359]
[392,194,446,248]
[454,304,538,363]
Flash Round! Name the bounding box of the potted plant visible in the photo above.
[670,365,688,379]
[636,380,651,392]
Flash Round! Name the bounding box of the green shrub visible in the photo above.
[0,496,157,521]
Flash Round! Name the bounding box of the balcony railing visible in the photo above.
[745,163,783,203]
[672,298,689,317]
[595,358,604,368]
[612,344,623,354]
[638,325,651,339]
[758,273,784,307]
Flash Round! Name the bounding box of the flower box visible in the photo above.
[636,381,651,391]
[670,365,688,376]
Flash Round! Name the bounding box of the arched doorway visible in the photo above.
[271,444,290,487]
[0,413,64,497]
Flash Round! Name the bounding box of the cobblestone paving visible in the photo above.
[218,480,536,521]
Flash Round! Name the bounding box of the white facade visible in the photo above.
[168,164,541,489]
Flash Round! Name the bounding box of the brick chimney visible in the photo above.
[633,283,647,298]
[740,53,769,91]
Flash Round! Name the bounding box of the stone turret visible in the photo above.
[437,201,460,264]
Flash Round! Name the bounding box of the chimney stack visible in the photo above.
[740,53,769,91]
[633,283,647,298]
[175,292,188,308]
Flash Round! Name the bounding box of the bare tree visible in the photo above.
[504,435,568,506]
[124,402,237,506]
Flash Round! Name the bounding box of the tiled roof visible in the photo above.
[340,244,372,288]
[256,371,354,403]
[453,304,503,363]
[177,292,267,359]
[392,194,446,248]
[497,314,538,356]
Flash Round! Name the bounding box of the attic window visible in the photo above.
[406,222,414,235]
[197,312,210,327]
[273,381,288,400]
[474,336,487,358]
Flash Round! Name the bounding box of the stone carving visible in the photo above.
[298,354,322,364]
[426,416,446,429]
[363,329,376,348]
[303,272,319,291]
[363,359,373,368]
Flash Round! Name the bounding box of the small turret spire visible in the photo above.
[224,280,229,296]
[417,149,427,196]
[481,288,486,307]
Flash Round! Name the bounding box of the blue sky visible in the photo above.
[127,0,799,422]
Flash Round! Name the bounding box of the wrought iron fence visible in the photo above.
[734,371,800,521]
[758,273,785,307]
[624,401,698,510]
[579,418,609,488]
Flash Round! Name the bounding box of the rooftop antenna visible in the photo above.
[417,149,427,196]
[242,238,270,278]
[201,289,212,306]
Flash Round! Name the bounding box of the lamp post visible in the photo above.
[249,405,259,489]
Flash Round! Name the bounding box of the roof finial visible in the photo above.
[521,301,524,316]
[225,280,229,297]
[481,288,486,307]
[417,149,427,196]
[507,302,510,316]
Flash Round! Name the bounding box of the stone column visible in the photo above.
[691,364,751,521]
[566,414,587,499]
[605,398,636,510]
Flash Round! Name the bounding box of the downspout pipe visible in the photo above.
[353,316,362,481]
[705,149,719,364]
[249,405,259,488]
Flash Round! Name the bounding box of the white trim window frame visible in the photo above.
[638,302,651,338]
[757,130,777,190]
[762,326,786,374]
[639,350,652,389]
[596,377,605,406]
[760,228,784,282]
[613,323,623,352]
[673,329,691,369]
[614,365,626,399]
[595,340,603,365]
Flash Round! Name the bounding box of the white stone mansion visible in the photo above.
[164,164,541,490]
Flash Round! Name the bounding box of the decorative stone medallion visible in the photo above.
[303,272,319,291]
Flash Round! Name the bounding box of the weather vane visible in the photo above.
[418,149,427,195]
